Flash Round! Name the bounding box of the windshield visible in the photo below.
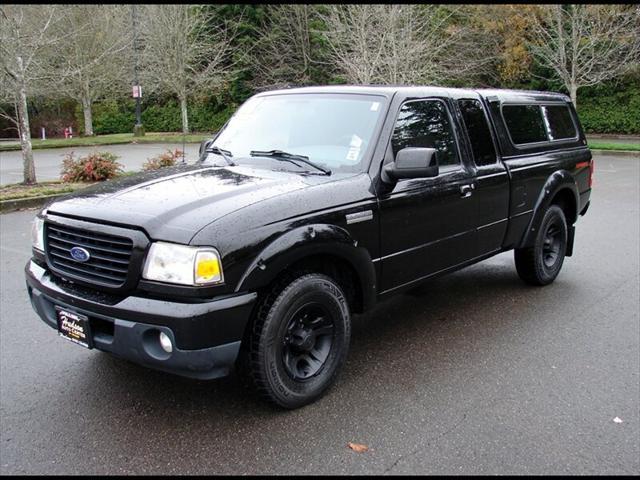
[208,93,386,173]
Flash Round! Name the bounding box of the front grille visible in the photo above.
[45,223,133,287]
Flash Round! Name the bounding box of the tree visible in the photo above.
[472,4,538,87]
[317,4,493,85]
[251,5,330,90]
[0,5,64,184]
[139,4,238,134]
[528,4,640,106]
[50,5,131,136]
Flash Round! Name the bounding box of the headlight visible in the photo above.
[142,242,224,286]
[31,216,45,252]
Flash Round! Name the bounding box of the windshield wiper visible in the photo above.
[205,145,236,166]
[249,149,331,176]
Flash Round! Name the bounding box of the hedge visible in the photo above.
[577,84,640,135]
[75,98,236,135]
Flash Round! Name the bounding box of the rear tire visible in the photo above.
[514,205,568,286]
[246,273,351,409]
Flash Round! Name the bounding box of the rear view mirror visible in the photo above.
[381,147,439,184]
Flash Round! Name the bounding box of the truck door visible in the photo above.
[378,98,478,294]
[456,97,510,257]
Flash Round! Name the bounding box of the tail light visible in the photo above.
[577,159,594,188]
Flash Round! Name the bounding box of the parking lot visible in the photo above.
[0,143,200,186]
[0,153,638,474]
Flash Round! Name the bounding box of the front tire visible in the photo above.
[514,205,568,286]
[247,273,351,409]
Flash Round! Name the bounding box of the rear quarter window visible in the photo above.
[458,99,497,166]
[502,104,548,145]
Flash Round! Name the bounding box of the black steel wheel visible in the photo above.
[281,303,335,381]
[246,273,351,409]
[515,205,568,286]
[542,220,563,268]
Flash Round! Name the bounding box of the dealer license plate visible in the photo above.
[56,307,92,349]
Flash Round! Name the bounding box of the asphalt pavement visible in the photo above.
[0,143,200,186]
[0,153,638,474]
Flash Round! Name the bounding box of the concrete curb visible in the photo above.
[591,149,640,158]
[0,193,66,214]
[587,134,640,141]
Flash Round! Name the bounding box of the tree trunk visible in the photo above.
[82,96,94,137]
[16,62,36,184]
[569,83,578,108]
[179,95,189,134]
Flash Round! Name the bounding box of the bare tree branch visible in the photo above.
[250,5,328,90]
[0,4,66,184]
[527,4,640,106]
[139,4,242,133]
[45,5,132,136]
[316,5,495,86]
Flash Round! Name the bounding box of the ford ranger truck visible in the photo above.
[26,86,592,409]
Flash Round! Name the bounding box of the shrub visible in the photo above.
[61,151,124,182]
[142,149,185,171]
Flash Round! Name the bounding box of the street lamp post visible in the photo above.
[131,4,144,136]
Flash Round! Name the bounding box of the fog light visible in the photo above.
[159,331,173,353]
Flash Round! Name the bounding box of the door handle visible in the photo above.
[460,184,474,198]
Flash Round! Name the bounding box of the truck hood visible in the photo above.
[46,164,320,244]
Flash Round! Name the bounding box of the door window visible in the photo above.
[391,100,459,167]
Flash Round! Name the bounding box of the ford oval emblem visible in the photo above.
[69,246,91,262]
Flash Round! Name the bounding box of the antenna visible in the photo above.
[182,129,186,165]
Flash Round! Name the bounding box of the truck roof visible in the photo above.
[255,85,571,103]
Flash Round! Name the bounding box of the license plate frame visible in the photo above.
[55,307,93,349]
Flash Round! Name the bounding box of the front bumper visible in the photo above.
[25,260,257,380]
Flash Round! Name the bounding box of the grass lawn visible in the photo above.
[0,132,211,152]
[1,133,637,155]
[0,181,94,201]
[587,141,640,152]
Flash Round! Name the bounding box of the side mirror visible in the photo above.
[381,147,439,184]
[199,139,213,160]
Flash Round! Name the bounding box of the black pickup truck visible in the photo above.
[26,86,593,408]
